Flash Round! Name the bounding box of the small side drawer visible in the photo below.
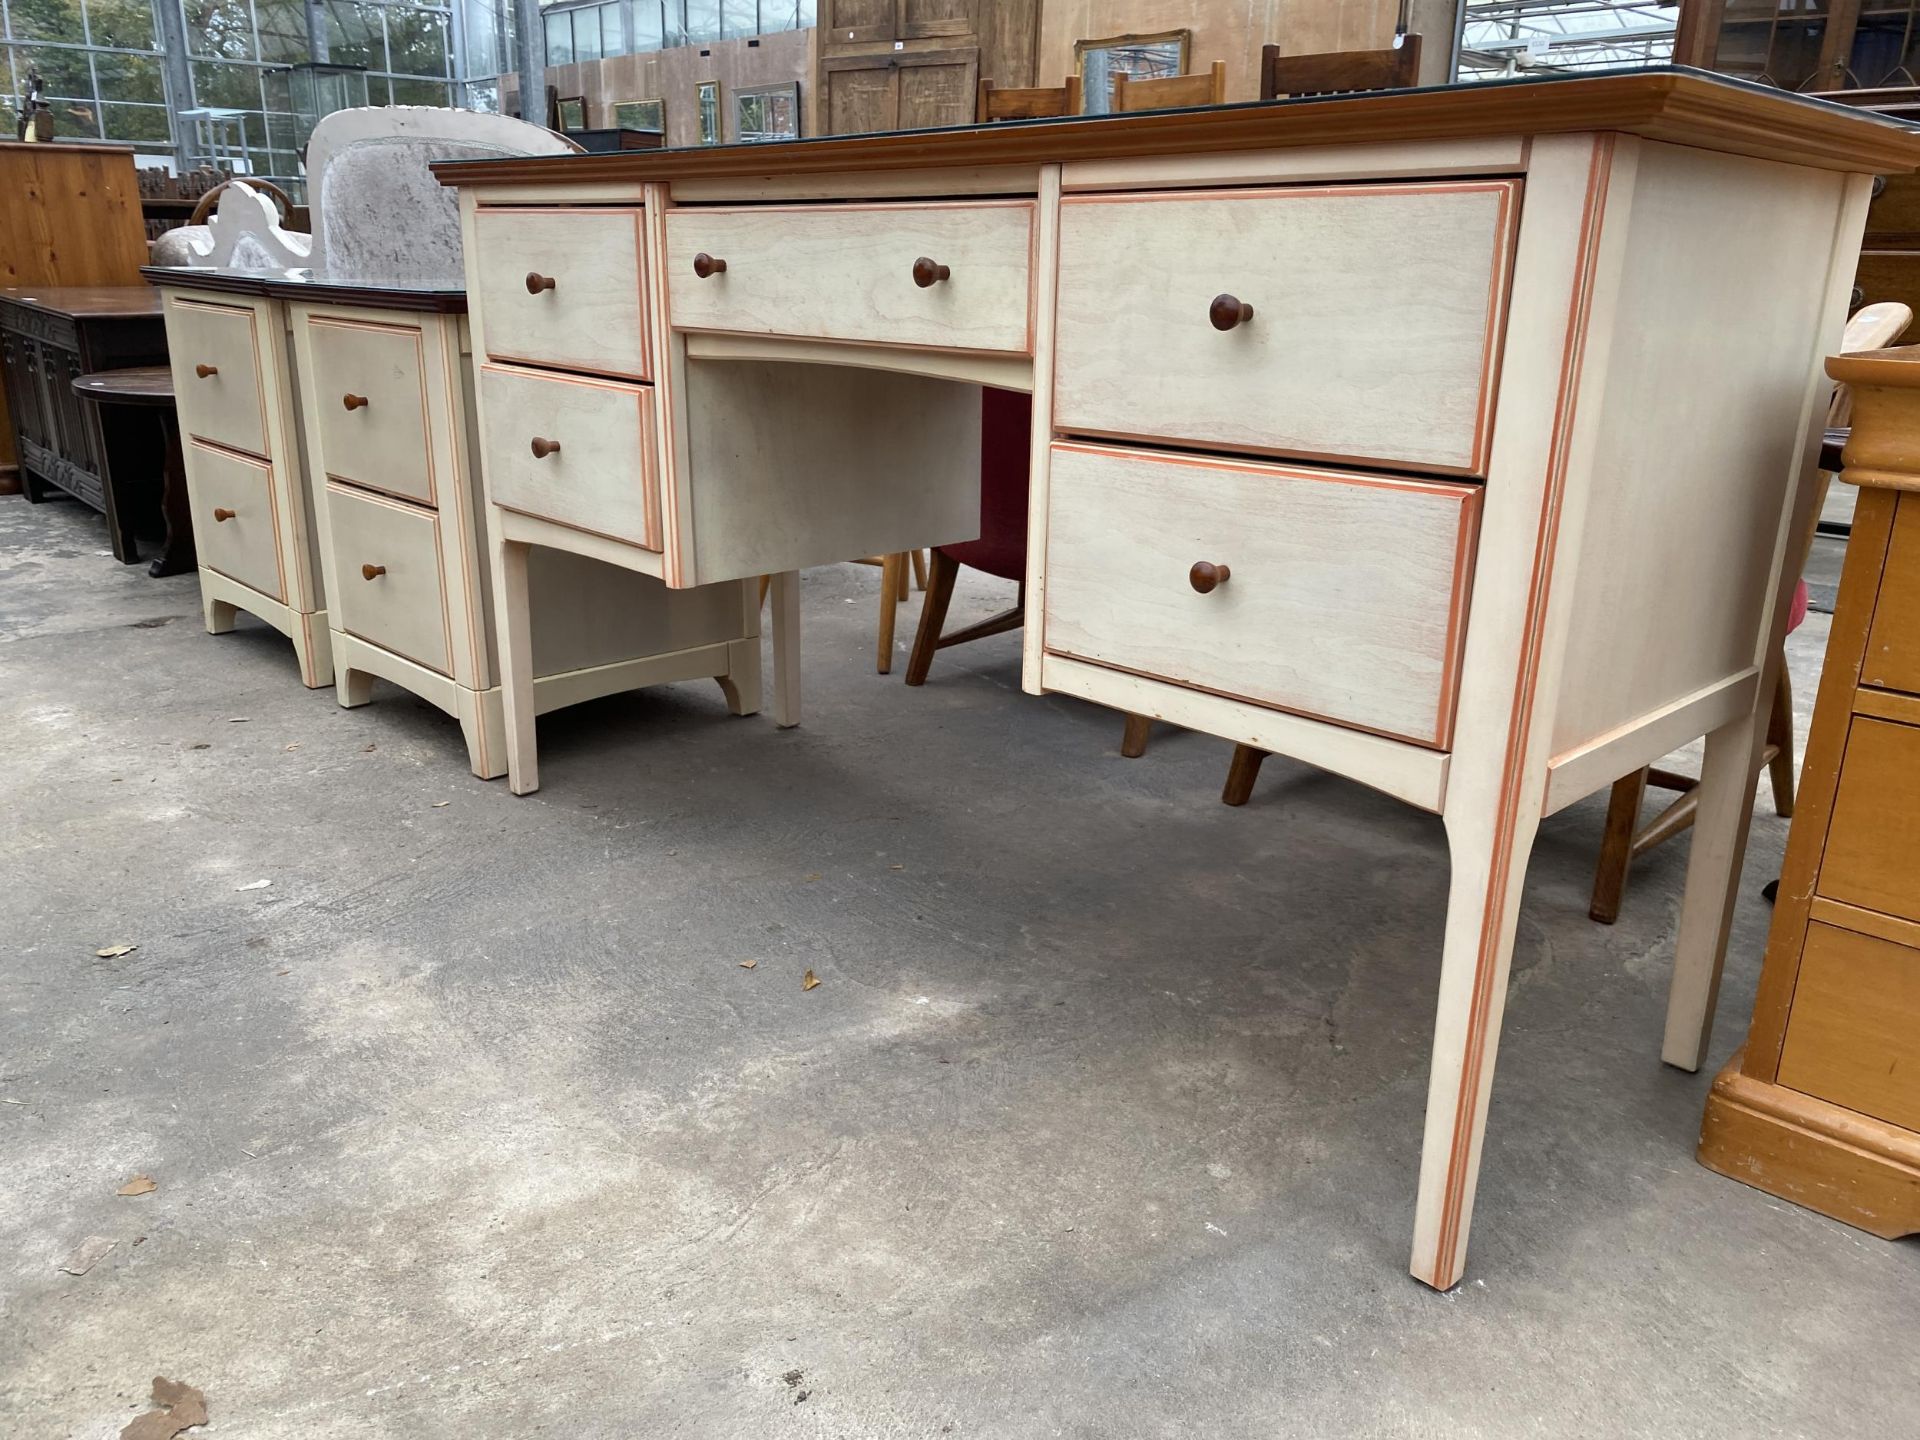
[1054,181,1518,476]
[186,440,283,601]
[325,483,452,676]
[471,206,650,379]
[1777,922,1920,1131]
[1863,491,1920,694]
[1818,716,1920,925]
[169,298,268,457]
[665,201,1035,354]
[478,363,660,552]
[306,315,435,506]
[1043,442,1480,747]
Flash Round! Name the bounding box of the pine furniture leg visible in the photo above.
[1119,712,1151,758]
[894,551,911,601]
[906,548,959,686]
[1588,767,1648,923]
[492,536,539,795]
[876,552,904,674]
[1767,662,1796,817]
[1410,793,1545,1291]
[293,613,332,690]
[910,548,928,590]
[202,590,236,635]
[1221,744,1267,806]
[1662,706,1768,1071]
[337,664,373,708]
[770,568,801,728]
[458,687,508,781]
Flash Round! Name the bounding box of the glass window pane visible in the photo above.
[601,2,623,57]
[83,0,156,50]
[252,0,311,64]
[684,0,719,44]
[386,8,450,76]
[661,0,687,47]
[573,8,602,60]
[545,11,573,65]
[184,0,259,59]
[325,2,386,70]
[8,0,86,44]
[721,0,754,38]
[93,51,165,104]
[390,76,448,105]
[191,59,264,110]
[102,102,173,145]
[630,1,663,50]
[8,44,95,102]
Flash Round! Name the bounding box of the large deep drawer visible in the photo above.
[1053,181,1519,477]
[1043,442,1480,747]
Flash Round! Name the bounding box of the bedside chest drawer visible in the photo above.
[472,206,650,379]
[666,201,1035,354]
[187,441,283,601]
[325,483,452,676]
[1043,442,1480,747]
[1053,181,1519,476]
[1863,492,1920,694]
[1777,922,1920,1132]
[478,363,660,552]
[170,299,269,457]
[306,315,435,506]
[1818,716,1920,924]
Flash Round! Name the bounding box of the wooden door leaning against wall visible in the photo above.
[816,0,1036,134]
[822,48,981,132]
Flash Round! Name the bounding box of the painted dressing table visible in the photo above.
[433,70,1920,1289]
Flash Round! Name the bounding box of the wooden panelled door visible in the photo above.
[818,0,985,133]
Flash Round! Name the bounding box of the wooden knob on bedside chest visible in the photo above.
[362,563,386,581]
[342,393,368,411]
[912,256,951,287]
[530,437,561,459]
[525,271,556,294]
[1189,561,1231,594]
[692,252,728,278]
[195,363,219,378]
[1209,295,1254,331]
[212,507,235,522]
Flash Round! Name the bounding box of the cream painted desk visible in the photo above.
[435,70,1920,1290]
[146,267,764,774]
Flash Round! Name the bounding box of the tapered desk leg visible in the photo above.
[492,536,539,794]
[770,569,800,729]
[1410,792,1544,1291]
[1662,707,1767,1071]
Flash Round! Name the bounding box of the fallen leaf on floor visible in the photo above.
[121,1376,208,1440]
[235,879,271,892]
[284,743,299,752]
[803,873,821,883]
[189,743,210,750]
[431,801,449,808]
[1,1097,25,1105]
[889,864,905,871]
[802,970,821,991]
[117,1175,157,1197]
[60,1236,115,1275]
[275,969,289,976]
[363,743,377,752]
[783,1369,804,1387]
[96,945,137,958]
[738,959,758,969]
[132,1235,146,1246]
[227,717,249,724]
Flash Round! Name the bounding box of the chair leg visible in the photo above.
[1589,767,1649,925]
[905,550,959,686]
[894,552,911,601]
[1221,745,1267,806]
[1767,662,1796,818]
[1120,713,1151,758]
[910,548,928,590]
[876,552,905,674]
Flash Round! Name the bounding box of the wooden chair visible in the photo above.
[1586,299,1913,924]
[977,76,1082,123]
[861,550,928,674]
[1259,36,1423,100]
[1110,61,1227,114]
[905,388,1029,684]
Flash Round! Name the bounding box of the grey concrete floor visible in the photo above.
[2,495,1915,1440]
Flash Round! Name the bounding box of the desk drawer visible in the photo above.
[471,206,650,379]
[1777,922,1920,1131]
[170,298,268,457]
[1863,492,1920,694]
[187,440,283,601]
[1043,442,1479,747]
[478,363,660,552]
[1053,182,1519,476]
[1818,716,1920,925]
[665,201,1035,354]
[306,315,435,506]
[325,482,452,676]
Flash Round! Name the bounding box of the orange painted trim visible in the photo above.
[1429,135,1617,1290]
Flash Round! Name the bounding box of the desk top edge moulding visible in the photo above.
[431,68,1920,1292]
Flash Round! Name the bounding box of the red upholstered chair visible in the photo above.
[904,387,1034,683]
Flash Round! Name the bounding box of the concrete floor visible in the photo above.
[2,495,1915,1440]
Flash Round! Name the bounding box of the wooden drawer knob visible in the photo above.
[195,363,219,378]
[1209,295,1254,332]
[212,507,236,522]
[692,252,727,278]
[912,256,951,288]
[362,563,387,581]
[1189,560,1231,594]
[525,271,556,294]
[530,436,561,459]
[342,393,369,411]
